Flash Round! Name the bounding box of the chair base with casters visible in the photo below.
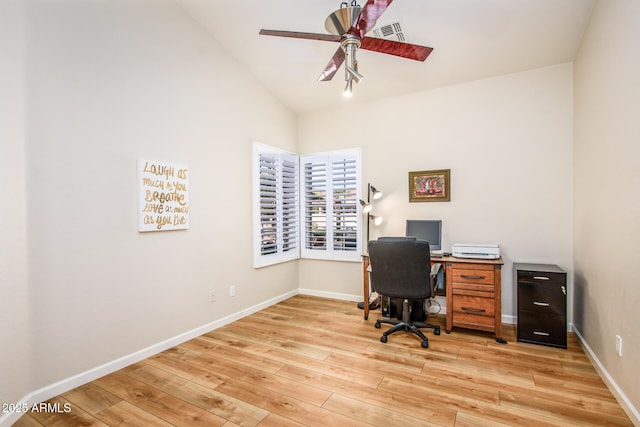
[375,298,441,348]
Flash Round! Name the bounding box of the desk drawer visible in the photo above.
[452,265,495,291]
[453,293,495,322]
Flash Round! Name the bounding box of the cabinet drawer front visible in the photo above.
[518,283,566,316]
[517,312,567,348]
[517,270,566,285]
[452,267,495,286]
[453,294,495,317]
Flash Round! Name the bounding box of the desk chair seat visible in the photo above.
[368,237,441,348]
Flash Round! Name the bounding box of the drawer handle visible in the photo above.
[533,301,550,307]
[461,306,486,313]
[561,286,566,295]
[460,275,486,280]
[534,331,550,336]
[533,276,550,280]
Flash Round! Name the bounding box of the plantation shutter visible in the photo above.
[303,157,327,251]
[332,157,358,252]
[281,155,299,253]
[301,149,362,261]
[253,143,299,268]
[258,153,278,256]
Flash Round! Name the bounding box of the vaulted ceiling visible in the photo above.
[179,0,595,114]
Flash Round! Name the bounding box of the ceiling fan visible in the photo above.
[259,0,433,97]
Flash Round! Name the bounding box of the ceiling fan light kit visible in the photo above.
[342,36,362,97]
[259,0,433,98]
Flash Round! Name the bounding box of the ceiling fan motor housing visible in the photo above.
[325,6,362,35]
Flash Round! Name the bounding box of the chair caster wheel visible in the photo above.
[375,321,381,329]
[421,340,429,348]
[380,335,387,343]
[434,327,441,336]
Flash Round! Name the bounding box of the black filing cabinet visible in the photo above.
[515,263,567,348]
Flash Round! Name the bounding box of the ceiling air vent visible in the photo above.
[372,22,405,42]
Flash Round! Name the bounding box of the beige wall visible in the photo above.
[573,0,640,418]
[299,64,574,323]
[3,0,638,422]
[0,0,32,406]
[1,0,298,414]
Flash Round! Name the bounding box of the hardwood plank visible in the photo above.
[94,401,174,427]
[276,364,457,426]
[145,352,229,389]
[203,329,333,361]
[23,396,106,427]
[60,382,122,415]
[93,372,227,427]
[500,391,634,427]
[321,393,441,426]
[215,377,371,427]
[12,295,632,427]
[532,370,618,401]
[11,414,45,427]
[192,353,332,406]
[193,340,384,389]
[123,364,269,426]
[454,411,514,427]
[418,351,537,388]
[256,413,307,426]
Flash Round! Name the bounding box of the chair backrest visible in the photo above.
[368,237,432,299]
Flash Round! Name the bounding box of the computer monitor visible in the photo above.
[406,220,442,251]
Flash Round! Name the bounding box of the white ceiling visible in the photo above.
[178,0,595,115]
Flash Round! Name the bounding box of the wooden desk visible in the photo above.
[362,255,505,343]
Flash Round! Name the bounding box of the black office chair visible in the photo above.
[368,237,441,348]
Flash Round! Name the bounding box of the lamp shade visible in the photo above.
[360,199,372,213]
[370,186,383,200]
[369,214,383,226]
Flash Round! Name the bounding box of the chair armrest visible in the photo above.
[430,262,442,277]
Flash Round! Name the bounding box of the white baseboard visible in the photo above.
[297,288,361,302]
[572,327,640,426]
[0,289,298,427]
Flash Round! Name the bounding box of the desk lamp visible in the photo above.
[357,183,383,310]
[360,183,383,247]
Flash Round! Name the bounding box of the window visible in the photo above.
[253,143,299,268]
[301,149,362,261]
[253,144,361,267]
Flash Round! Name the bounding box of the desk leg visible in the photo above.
[444,262,453,333]
[494,265,506,344]
[363,257,370,320]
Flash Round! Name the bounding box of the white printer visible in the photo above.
[452,243,500,259]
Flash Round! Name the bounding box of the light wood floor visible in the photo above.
[14,295,633,426]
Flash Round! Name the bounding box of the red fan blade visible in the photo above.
[318,47,345,81]
[259,29,341,43]
[360,37,433,61]
[349,0,394,39]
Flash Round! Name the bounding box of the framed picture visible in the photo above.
[409,169,450,202]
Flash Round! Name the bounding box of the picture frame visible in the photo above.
[409,169,451,202]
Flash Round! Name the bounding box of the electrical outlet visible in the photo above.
[616,335,623,357]
[229,285,236,297]
[209,290,216,303]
